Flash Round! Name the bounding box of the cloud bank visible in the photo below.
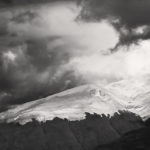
[0,1,119,107]
[68,40,150,85]
[1,0,150,109]
[79,0,150,47]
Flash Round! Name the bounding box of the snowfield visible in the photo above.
[0,77,150,125]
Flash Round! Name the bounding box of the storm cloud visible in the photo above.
[79,0,150,46]
[0,1,119,108]
[1,0,150,110]
[0,2,82,107]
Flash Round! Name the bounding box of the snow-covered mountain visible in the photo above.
[0,77,150,125]
[106,77,150,120]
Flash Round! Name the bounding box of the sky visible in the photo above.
[1,0,150,110]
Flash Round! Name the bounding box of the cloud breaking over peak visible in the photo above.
[0,0,150,109]
[0,1,119,107]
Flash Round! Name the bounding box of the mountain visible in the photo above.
[107,77,150,121]
[0,77,150,150]
[0,77,150,125]
[0,84,125,125]
[96,118,150,150]
[0,112,146,150]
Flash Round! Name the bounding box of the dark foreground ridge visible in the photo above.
[0,111,149,150]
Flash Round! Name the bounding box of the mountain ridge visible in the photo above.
[0,77,150,124]
[0,112,145,150]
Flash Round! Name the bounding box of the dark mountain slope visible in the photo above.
[96,118,150,150]
[0,111,145,150]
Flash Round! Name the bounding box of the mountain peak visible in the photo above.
[0,78,150,125]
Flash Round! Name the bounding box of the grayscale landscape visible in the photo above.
[0,0,150,150]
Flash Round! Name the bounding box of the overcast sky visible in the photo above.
[0,0,150,109]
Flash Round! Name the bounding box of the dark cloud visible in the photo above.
[0,37,84,107]
[11,10,37,23]
[0,0,57,7]
[0,0,129,109]
[80,0,150,28]
[0,4,85,110]
[0,0,79,8]
[79,0,150,46]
